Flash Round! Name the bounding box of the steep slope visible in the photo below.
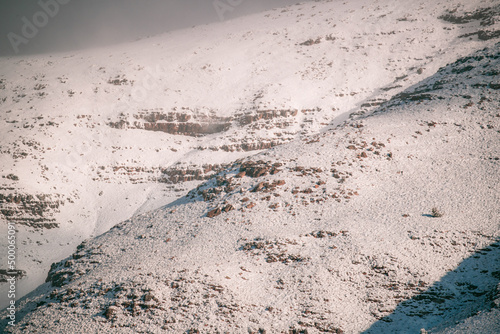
[3,40,499,333]
[1,0,500,306]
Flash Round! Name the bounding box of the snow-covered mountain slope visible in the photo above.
[2,32,499,333]
[0,0,499,325]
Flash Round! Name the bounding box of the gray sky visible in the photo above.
[0,0,308,57]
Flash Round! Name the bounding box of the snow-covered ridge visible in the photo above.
[2,36,499,333]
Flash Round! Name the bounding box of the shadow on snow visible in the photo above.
[363,239,500,333]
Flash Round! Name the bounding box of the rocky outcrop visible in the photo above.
[94,164,232,185]
[0,193,63,228]
[440,5,500,41]
[108,109,299,137]
[141,122,231,136]
[0,269,26,282]
[238,161,283,178]
[159,164,231,184]
[217,141,282,152]
[238,109,298,126]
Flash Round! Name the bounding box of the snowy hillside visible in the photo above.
[1,0,500,332]
[3,38,500,333]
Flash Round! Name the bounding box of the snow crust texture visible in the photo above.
[1,0,499,333]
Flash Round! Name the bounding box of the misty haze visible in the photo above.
[1,0,309,56]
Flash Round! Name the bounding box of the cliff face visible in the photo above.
[0,193,63,229]
[108,109,298,137]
